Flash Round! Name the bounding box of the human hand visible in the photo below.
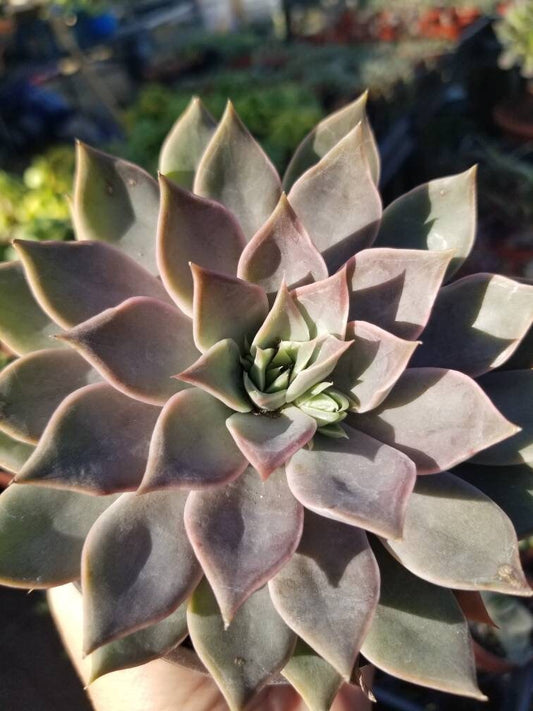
[48,584,373,711]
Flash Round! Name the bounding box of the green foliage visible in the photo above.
[496,0,533,78]
[0,147,74,261]
[121,78,323,173]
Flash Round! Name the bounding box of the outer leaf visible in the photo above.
[411,274,533,376]
[16,383,160,494]
[0,484,116,588]
[73,143,160,274]
[82,490,201,653]
[283,91,379,190]
[352,368,520,474]
[288,124,382,273]
[0,261,65,355]
[187,580,296,711]
[457,462,533,538]
[286,426,416,539]
[281,639,343,711]
[185,467,303,625]
[177,339,251,413]
[89,603,188,682]
[157,176,246,317]
[385,472,530,596]
[252,282,309,349]
[159,97,217,189]
[194,102,281,240]
[375,167,477,279]
[237,194,327,296]
[347,248,453,340]
[0,349,97,444]
[192,265,269,353]
[269,512,379,680]
[140,389,247,492]
[227,407,317,479]
[291,267,349,339]
[473,370,533,465]
[454,590,495,627]
[59,296,198,406]
[0,430,34,474]
[334,321,418,412]
[361,544,485,700]
[504,323,533,369]
[14,240,169,328]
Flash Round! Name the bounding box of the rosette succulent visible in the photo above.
[0,93,533,710]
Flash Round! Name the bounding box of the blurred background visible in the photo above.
[0,0,533,709]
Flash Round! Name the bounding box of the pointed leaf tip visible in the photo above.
[157,177,245,316]
[73,143,160,274]
[288,123,382,273]
[185,467,303,624]
[159,96,216,190]
[375,168,477,280]
[192,264,269,353]
[194,102,281,240]
[237,193,327,296]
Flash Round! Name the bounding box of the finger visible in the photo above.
[48,584,227,711]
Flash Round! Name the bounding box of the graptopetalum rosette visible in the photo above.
[0,94,532,710]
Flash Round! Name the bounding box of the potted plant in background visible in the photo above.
[494,0,533,139]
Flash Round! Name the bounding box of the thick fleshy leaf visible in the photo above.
[361,544,484,700]
[187,580,296,711]
[226,407,317,479]
[286,336,352,402]
[59,297,198,406]
[157,176,246,316]
[73,143,160,274]
[0,261,65,355]
[283,91,379,190]
[252,282,309,349]
[351,368,520,474]
[82,490,201,653]
[237,194,327,296]
[454,590,496,627]
[411,274,533,376]
[140,389,247,492]
[288,124,382,273]
[281,639,343,711]
[16,383,160,494]
[473,370,533,465]
[185,467,303,625]
[14,240,169,328]
[177,339,251,413]
[334,321,418,412]
[347,248,453,339]
[457,462,533,538]
[89,603,188,682]
[291,268,349,339]
[0,484,116,588]
[375,167,477,279]
[0,349,97,444]
[194,102,281,240]
[269,512,379,679]
[385,472,530,596]
[159,97,217,189]
[164,644,207,674]
[504,323,533,369]
[286,426,416,538]
[0,430,34,474]
[192,265,269,352]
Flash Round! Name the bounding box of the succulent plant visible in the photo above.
[496,0,533,78]
[0,92,532,710]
